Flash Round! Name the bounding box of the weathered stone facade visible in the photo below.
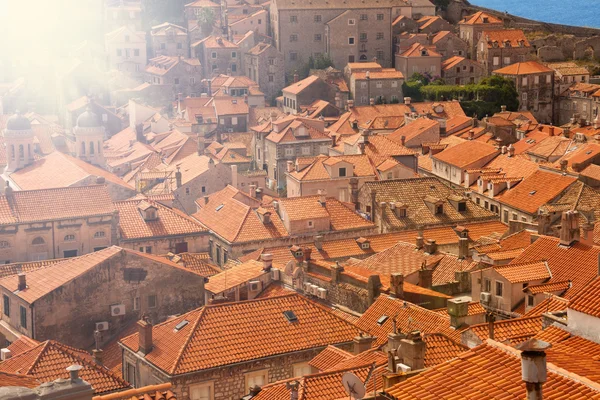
[244,43,286,104]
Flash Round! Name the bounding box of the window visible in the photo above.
[458,202,467,212]
[202,186,206,193]
[522,77,528,87]
[145,246,152,254]
[293,362,312,377]
[361,81,367,89]
[360,14,367,20]
[348,19,356,25]
[174,78,180,85]
[133,297,140,311]
[18,145,24,160]
[476,197,481,205]
[348,37,355,45]
[301,146,311,155]
[0,241,10,249]
[190,77,195,84]
[547,74,552,83]
[268,75,274,82]
[211,52,217,59]
[360,33,367,41]
[231,51,237,58]
[349,55,355,63]
[314,15,322,22]
[484,201,489,209]
[290,15,297,23]
[148,295,157,308]
[290,52,297,61]
[377,50,384,61]
[483,278,491,292]
[231,64,237,72]
[503,56,510,65]
[64,234,75,242]
[246,370,268,390]
[534,75,540,85]
[377,32,384,40]
[20,305,27,328]
[522,92,527,101]
[377,13,384,20]
[134,49,140,57]
[190,383,213,400]
[436,204,443,214]
[177,42,183,49]
[3,295,9,316]
[376,81,382,88]
[528,295,534,307]
[495,281,503,297]
[126,363,136,387]
[339,167,347,177]
[307,220,314,228]
[32,237,45,245]
[314,34,322,42]
[285,148,295,157]
[493,57,500,66]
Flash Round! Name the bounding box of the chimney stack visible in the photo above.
[404,97,411,105]
[197,135,205,155]
[582,213,595,246]
[418,266,433,288]
[458,237,469,260]
[0,348,12,361]
[400,135,406,146]
[423,239,437,254]
[17,273,26,291]
[286,160,295,173]
[137,318,153,355]
[261,253,273,271]
[66,365,84,382]
[249,185,257,198]
[353,333,375,354]
[286,381,300,400]
[390,273,404,299]
[398,331,425,370]
[175,166,182,188]
[548,125,555,136]
[501,105,507,112]
[415,235,424,250]
[314,235,324,250]
[303,247,312,261]
[507,144,515,157]
[293,72,299,83]
[370,98,375,106]
[488,312,495,340]
[318,189,326,206]
[517,338,551,400]
[559,210,580,246]
[501,145,507,155]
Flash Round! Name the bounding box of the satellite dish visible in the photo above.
[342,372,366,400]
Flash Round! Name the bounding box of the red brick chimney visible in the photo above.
[17,273,26,291]
[137,319,153,355]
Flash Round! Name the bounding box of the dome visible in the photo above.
[76,108,101,128]
[5,112,31,131]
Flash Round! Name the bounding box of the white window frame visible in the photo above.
[189,382,214,400]
[285,148,295,157]
[245,369,268,390]
[293,362,312,377]
[493,57,500,66]
[301,146,311,155]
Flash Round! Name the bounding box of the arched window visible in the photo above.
[18,145,24,160]
[0,241,10,249]
[32,237,45,245]
[90,141,95,155]
[10,145,15,160]
[94,231,105,238]
[81,142,86,155]
[64,234,75,242]
[359,54,368,61]
[27,144,31,158]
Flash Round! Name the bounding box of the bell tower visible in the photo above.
[74,107,105,166]
[3,111,35,173]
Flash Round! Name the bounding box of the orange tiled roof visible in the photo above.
[525,280,571,295]
[459,11,503,25]
[482,29,530,49]
[0,340,129,394]
[288,154,377,181]
[463,316,542,345]
[283,75,321,95]
[100,322,140,376]
[524,295,568,317]
[6,335,41,357]
[385,341,600,399]
[120,294,359,375]
[115,199,207,240]
[493,261,551,283]
[193,35,238,49]
[161,252,221,277]
[0,371,39,388]
[510,236,600,299]
[0,185,116,225]
[0,259,65,279]
[399,43,442,58]
[422,333,469,367]
[355,296,456,348]
[494,61,552,75]
[569,275,600,318]
[499,170,576,214]
[265,118,330,144]
[432,140,498,168]
[308,345,353,371]
[92,383,177,400]
[204,259,267,294]
[434,302,485,318]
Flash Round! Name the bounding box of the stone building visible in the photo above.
[416,16,452,34]
[442,56,485,85]
[145,56,203,98]
[476,30,531,76]
[119,294,359,398]
[0,185,117,263]
[493,61,554,124]
[115,198,209,255]
[548,62,590,96]
[104,0,142,32]
[430,140,499,186]
[556,82,600,125]
[357,177,497,233]
[281,75,340,115]
[245,42,285,104]
[228,9,269,38]
[105,26,147,76]
[349,64,405,105]
[270,0,435,73]
[0,246,207,349]
[395,43,442,80]
[150,23,189,58]
[458,11,504,58]
[431,31,469,61]
[192,36,241,78]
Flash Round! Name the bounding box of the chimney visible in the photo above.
[66,365,84,382]
[501,105,507,112]
[418,266,433,288]
[559,210,580,246]
[314,235,324,250]
[293,72,299,83]
[203,195,209,205]
[4,181,13,197]
[398,331,425,370]
[137,319,153,355]
[92,348,104,365]
[318,189,327,206]
[559,159,568,172]
[135,123,146,144]
[349,177,360,207]
[404,97,411,105]
[370,98,375,106]
[501,145,507,155]
[390,273,404,299]
[400,135,406,146]
[303,247,312,261]
[582,214,595,246]
[594,116,600,130]
[286,160,295,173]
[488,312,495,340]
[386,316,406,354]
[458,237,469,259]
[286,381,300,400]
[96,176,106,184]
[548,125,555,136]
[17,273,26,291]
[261,253,273,271]
[197,136,205,155]
[353,333,375,354]
[447,297,469,328]
[249,185,257,198]
[517,339,551,400]
[175,166,182,188]
[507,144,515,157]
[468,130,475,140]
[423,239,437,254]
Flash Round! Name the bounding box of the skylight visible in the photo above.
[216,204,224,211]
[283,310,298,322]
[174,320,189,332]
[377,315,389,326]
[529,190,537,195]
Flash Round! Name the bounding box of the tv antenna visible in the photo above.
[342,372,366,400]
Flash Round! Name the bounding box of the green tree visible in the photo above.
[197,7,216,35]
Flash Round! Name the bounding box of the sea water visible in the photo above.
[469,0,600,28]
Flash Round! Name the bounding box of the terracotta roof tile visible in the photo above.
[204,260,267,294]
[0,185,115,225]
[422,333,469,367]
[308,345,353,371]
[0,341,129,394]
[6,336,41,357]
[115,199,206,240]
[568,275,600,318]
[120,294,359,375]
[386,341,600,399]
[494,61,552,75]
[463,316,542,346]
[482,29,530,49]
[160,252,221,277]
[524,295,568,316]
[288,154,377,181]
[0,371,40,388]
[525,280,571,295]
[0,259,65,279]
[399,43,442,58]
[459,11,503,25]
[432,140,498,168]
[434,302,486,318]
[494,261,551,283]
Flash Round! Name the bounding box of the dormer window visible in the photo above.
[458,201,467,212]
[436,204,444,214]
[339,167,347,177]
[356,237,370,249]
[138,201,158,221]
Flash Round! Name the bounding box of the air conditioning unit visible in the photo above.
[0,348,12,361]
[480,292,491,304]
[397,363,411,373]
[96,321,109,331]
[317,287,327,299]
[304,282,312,292]
[271,269,281,281]
[310,284,319,296]
[249,280,261,291]
[110,304,126,317]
